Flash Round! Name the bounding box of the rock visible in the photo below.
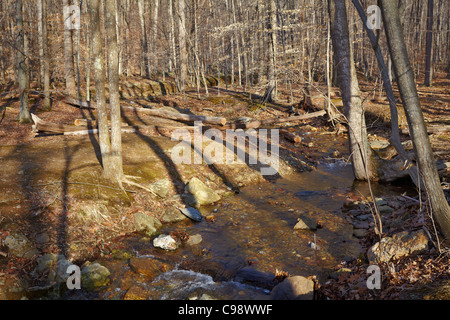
[160,207,188,223]
[153,234,178,251]
[352,220,370,229]
[367,230,428,264]
[185,177,221,207]
[148,178,171,198]
[81,262,111,291]
[378,205,395,215]
[179,207,203,222]
[134,213,162,237]
[186,234,203,246]
[353,229,366,239]
[270,276,314,300]
[356,214,372,221]
[374,197,387,206]
[294,218,317,231]
[124,285,148,300]
[2,232,38,259]
[129,257,172,278]
[234,267,278,290]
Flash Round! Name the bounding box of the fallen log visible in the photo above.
[32,113,197,137]
[31,113,87,134]
[59,95,227,126]
[401,125,450,135]
[223,110,327,130]
[279,129,302,143]
[74,118,129,127]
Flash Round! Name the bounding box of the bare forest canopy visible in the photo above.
[0,0,449,95]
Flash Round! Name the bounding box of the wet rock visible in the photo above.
[129,257,172,278]
[179,207,203,222]
[111,248,135,260]
[81,261,111,291]
[270,276,314,300]
[234,267,278,290]
[153,234,178,251]
[124,284,149,300]
[2,232,38,259]
[294,218,317,231]
[186,234,203,246]
[367,230,428,264]
[356,214,372,221]
[134,212,162,237]
[185,177,221,207]
[148,178,171,198]
[160,207,188,223]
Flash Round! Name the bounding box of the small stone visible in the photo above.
[185,177,221,206]
[81,262,110,291]
[179,207,203,222]
[353,229,366,239]
[160,207,188,223]
[352,220,369,229]
[153,234,178,251]
[134,213,162,237]
[2,232,38,259]
[294,218,317,231]
[186,234,203,246]
[148,178,171,198]
[378,205,395,215]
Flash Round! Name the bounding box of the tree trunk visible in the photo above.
[380,0,450,239]
[63,0,77,96]
[329,0,371,180]
[177,0,188,93]
[105,0,124,182]
[137,0,149,77]
[89,0,112,175]
[16,0,31,123]
[262,0,277,103]
[38,0,51,110]
[424,0,434,86]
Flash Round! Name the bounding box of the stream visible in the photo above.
[83,158,413,300]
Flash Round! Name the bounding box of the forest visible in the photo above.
[0,0,449,302]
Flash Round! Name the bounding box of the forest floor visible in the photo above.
[0,73,449,300]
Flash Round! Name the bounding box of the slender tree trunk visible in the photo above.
[329,0,371,180]
[16,0,31,123]
[38,0,51,110]
[89,0,112,174]
[63,0,77,96]
[138,0,149,77]
[177,0,188,93]
[262,0,277,103]
[424,0,434,86]
[380,0,450,239]
[105,0,124,182]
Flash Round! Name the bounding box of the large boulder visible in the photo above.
[270,276,314,300]
[367,230,428,264]
[185,177,221,207]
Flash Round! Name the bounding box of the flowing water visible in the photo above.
[98,158,414,300]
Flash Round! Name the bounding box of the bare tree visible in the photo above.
[63,0,77,96]
[380,0,450,239]
[16,0,31,123]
